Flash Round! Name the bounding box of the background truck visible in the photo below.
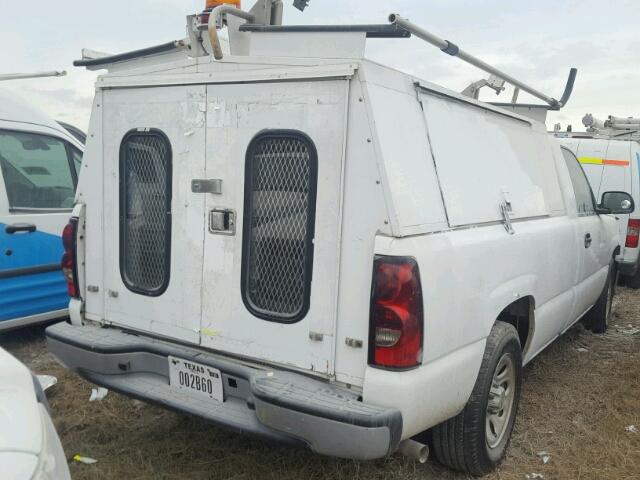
[0,73,84,331]
[556,115,640,288]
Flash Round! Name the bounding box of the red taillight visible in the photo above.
[626,219,640,248]
[61,219,79,298]
[369,256,423,369]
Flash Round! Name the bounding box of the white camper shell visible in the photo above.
[555,125,640,287]
[46,4,631,475]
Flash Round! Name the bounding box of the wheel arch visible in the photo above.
[495,296,535,359]
[613,245,621,260]
[487,275,537,358]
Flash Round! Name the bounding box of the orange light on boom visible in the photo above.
[206,0,241,8]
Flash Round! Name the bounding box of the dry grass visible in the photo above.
[2,287,640,480]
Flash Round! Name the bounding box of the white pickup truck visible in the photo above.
[555,117,640,288]
[46,1,634,475]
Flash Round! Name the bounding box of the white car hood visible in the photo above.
[0,452,38,477]
[0,348,42,455]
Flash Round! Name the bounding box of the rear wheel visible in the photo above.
[585,261,616,334]
[432,322,522,476]
[623,266,640,289]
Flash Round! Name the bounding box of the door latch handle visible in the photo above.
[5,223,36,234]
[209,209,236,235]
[584,233,592,248]
[500,201,514,235]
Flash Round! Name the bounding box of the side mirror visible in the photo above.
[597,191,635,215]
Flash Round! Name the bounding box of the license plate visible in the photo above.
[168,356,224,402]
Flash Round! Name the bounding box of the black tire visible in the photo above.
[585,261,616,334]
[431,322,522,476]
[623,267,640,290]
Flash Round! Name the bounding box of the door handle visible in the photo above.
[209,209,236,235]
[5,223,37,234]
[584,233,592,248]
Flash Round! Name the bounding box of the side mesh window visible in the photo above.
[120,129,172,296]
[561,147,596,215]
[242,131,318,323]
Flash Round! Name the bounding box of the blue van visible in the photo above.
[0,88,84,331]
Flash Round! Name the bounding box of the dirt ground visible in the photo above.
[2,288,639,480]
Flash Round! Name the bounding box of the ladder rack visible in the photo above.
[388,14,576,111]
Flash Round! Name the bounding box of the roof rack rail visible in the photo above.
[0,70,67,81]
[74,41,187,68]
[389,14,577,111]
[239,24,410,38]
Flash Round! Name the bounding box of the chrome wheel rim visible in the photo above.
[485,353,516,449]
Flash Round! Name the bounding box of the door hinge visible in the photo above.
[309,331,324,342]
[345,337,363,349]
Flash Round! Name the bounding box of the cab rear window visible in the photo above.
[0,130,77,210]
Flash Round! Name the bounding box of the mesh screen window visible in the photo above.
[242,131,318,322]
[119,130,172,296]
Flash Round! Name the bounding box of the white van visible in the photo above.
[46,2,633,475]
[556,120,640,287]
[0,87,84,331]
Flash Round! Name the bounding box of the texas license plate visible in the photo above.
[168,356,224,402]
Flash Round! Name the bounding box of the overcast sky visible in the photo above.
[1,0,639,131]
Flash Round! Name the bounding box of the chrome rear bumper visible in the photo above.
[46,322,402,460]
